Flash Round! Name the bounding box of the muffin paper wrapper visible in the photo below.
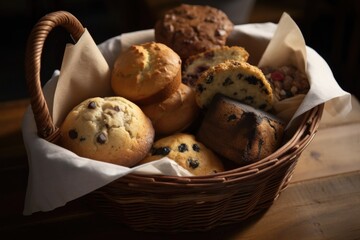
[22,13,351,215]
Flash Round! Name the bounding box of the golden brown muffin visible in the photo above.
[139,133,224,175]
[60,97,154,167]
[197,94,284,165]
[155,4,234,60]
[195,60,274,111]
[182,46,249,88]
[141,83,199,137]
[111,42,182,105]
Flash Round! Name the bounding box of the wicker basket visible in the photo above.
[25,11,324,232]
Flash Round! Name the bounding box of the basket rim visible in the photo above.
[109,103,324,185]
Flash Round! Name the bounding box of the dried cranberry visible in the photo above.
[271,71,285,81]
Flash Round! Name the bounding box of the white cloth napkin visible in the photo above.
[22,13,351,215]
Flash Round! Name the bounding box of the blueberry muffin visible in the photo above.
[138,133,224,175]
[195,60,274,111]
[182,46,249,88]
[154,4,234,60]
[60,97,154,167]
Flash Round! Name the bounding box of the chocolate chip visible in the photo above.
[196,65,208,74]
[96,133,107,144]
[205,74,214,84]
[197,84,205,93]
[87,101,96,109]
[227,114,237,122]
[237,73,244,79]
[192,144,200,152]
[152,146,171,156]
[114,106,120,112]
[68,129,78,139]
[244,96,254,104]
[259,104,267,110]
[245,76,259,85]
[187,158,199,169]
[178,143,188,152]
[223,77,234,86]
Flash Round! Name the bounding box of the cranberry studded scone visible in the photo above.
[195,60,274,111]
[197,94,284,165]
[182,46,249,88]
[60,97,154,167]
[261,65,310,101]
[111,42,182,105]
[155,4,234,60]
[138,133,224,175]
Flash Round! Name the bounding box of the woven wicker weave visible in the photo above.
[25,11,324,232]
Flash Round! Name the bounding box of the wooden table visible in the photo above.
[1,96,359,239]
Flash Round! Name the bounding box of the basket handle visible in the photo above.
[25,11,85,142]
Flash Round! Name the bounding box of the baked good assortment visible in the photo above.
[182,46,249,88]
[59,97,154,167]
[140,83,199,136]
[111,42,182,105]
[195,60,274,111]
[261,65,310,101]
[138,133,224,175]
[59,4,308,174]
[154,4,234,60]
[197,94,284,165]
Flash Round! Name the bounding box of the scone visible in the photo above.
[60,97,155,167]
[139,133,224,175]
[195,60,274,111]
[111,42,182,105]
[182,46,249,88]
[197,94,284,165]
[154,4,234,60]
[141,83,199,136]
[261,65,310,101]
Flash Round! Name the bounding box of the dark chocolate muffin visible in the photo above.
[154,4,234,60]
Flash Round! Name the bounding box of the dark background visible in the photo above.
[1,0,359,102]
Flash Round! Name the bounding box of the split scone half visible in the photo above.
[195,60,274,111]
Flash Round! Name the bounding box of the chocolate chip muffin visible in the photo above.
[195,60,274,111]
[138,133,224,175]
[154,4,234,60]
[60,97,154,167]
